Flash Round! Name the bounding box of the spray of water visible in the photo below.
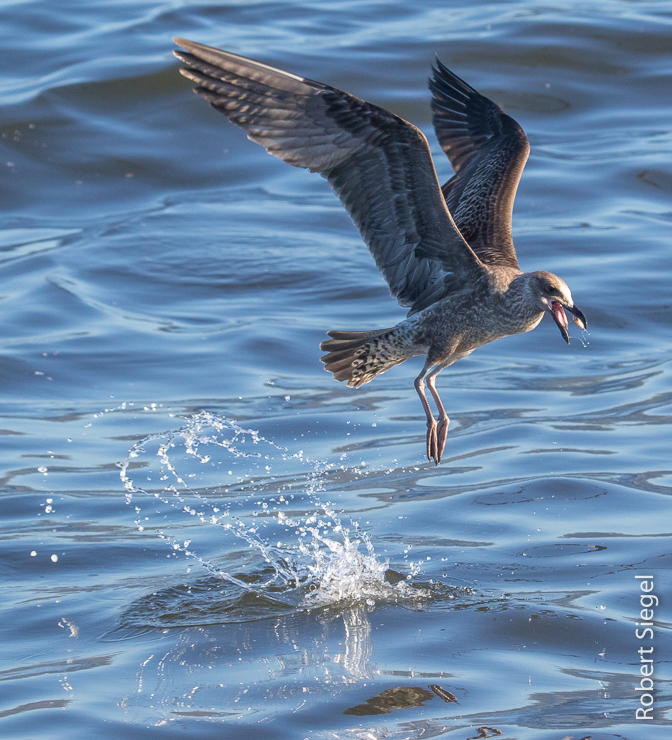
[577,328,591,348]
[119,411,428,611]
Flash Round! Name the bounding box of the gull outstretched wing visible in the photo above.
[174,39,485,311]
[430,58,529,269]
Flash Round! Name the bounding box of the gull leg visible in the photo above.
[414,365,438,463]
[427,364,450,463]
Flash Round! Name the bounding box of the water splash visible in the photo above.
[577,328,591,348]
[119,411,428,616]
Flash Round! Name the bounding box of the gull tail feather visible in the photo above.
[320,328,411,388]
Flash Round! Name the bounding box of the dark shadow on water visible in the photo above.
[344,685,435,715]
[118,570,301,631]
[116,569,473,633]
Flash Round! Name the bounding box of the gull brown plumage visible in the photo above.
[174,39,587,464]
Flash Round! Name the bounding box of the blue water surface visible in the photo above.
[1,1,671,738]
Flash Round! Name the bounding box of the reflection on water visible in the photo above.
[121,603,379,724]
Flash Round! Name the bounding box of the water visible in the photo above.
[1,1,671,738]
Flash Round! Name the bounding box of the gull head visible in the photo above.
[531,271,587,344]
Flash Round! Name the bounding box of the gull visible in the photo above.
[174,39,586,464]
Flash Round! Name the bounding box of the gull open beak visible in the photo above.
[567,304,587,331]
[548,301,587,344]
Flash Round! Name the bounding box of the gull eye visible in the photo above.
[545,285,557,294]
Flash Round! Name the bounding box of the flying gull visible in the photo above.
[174,39,586,464]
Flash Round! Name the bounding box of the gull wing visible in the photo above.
[174,39,485,311]
[429,58,529,269]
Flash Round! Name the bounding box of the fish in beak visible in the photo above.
[548,300,587,344]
